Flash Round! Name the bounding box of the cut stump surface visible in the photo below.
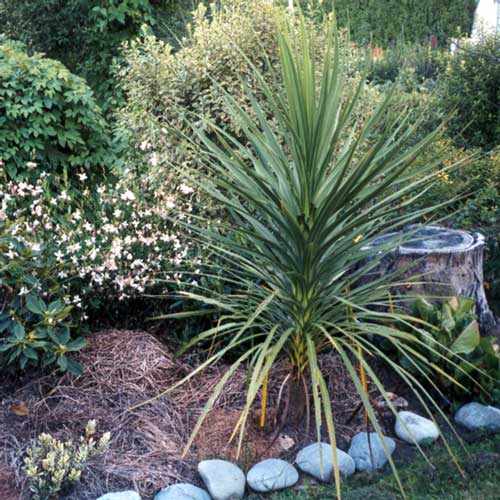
[364,225,499,335]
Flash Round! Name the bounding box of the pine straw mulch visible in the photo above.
[0,329,396,500]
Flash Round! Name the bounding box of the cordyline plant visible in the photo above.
[136,7,474,498]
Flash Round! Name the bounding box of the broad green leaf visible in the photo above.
[57,355,68,371]
[450,320,480,355]
[13,323,26,339]
[66,357,83,376]
[25,294,47,315]
[67,337,87,352]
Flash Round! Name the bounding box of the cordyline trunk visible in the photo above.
[287,376,308,425]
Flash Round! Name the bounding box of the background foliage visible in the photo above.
[331,0,476,45]
[0,0,201,107]
[438,34,500,150]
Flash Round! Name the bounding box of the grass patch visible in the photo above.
[249,432,500,500]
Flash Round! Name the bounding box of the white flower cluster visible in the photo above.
[0,169,200,306]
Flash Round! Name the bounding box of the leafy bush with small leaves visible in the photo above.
[0,41,114,191]
[485,233,500,316]
[79,0,156,108]
[0,0,89,71]
[118,0,378,221]
[0,224,86,375]
[119,0,281,186]
[0,0,198,107]
[392,297,500,405]
[23,420,110,500]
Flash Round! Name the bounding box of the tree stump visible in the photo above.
[363,225,499,336]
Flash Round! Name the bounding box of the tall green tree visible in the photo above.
[0,0,195,106]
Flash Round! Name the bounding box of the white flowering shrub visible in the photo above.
[1,172,197,292]
[0,166,199,371]
[23,420,111,500]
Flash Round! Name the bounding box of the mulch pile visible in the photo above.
[0,463,19,500]
[0,329,389,500]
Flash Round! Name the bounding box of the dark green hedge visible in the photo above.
[332,0,477,45]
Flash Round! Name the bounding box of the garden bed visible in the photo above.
[0,329,424,500]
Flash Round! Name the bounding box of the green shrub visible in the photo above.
[0,41,114,191]
[23,420,110,500]
[485,233,500,317]
[119,1,280,183]
[439,34,500,149]
[0,223,86,375]
[118,0,376,208]
[78,0,156,107]
[449,151,500,313]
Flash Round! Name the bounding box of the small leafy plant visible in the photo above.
[0,292,85,375]
[395,296,500,405]
[459,336,500,405]
[0,225,86,375]
[398,296,480,372]
[0,294,85,375]
[23,420,111,500]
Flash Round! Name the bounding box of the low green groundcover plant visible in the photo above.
[137,6,480,498]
